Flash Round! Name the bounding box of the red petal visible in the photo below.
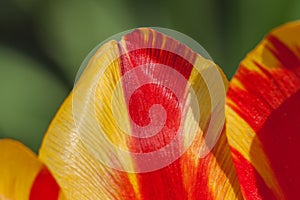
[226,21,300,199]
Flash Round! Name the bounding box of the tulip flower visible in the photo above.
[0,21,299,200]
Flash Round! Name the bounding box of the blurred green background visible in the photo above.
[0,0,300,152]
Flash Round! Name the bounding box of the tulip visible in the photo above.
[0,21,299,200]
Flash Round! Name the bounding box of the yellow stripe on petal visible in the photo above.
[207,132,243,199]
[226,106,283,199]
[39,40,139,200]
[179,55,242,199]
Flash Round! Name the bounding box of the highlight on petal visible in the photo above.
[226,21,300,199]
[39,28,243,199]
[0,139,64,200]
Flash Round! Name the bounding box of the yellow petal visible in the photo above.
[0,139,64,200]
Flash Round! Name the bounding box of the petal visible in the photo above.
[0,139,64,200]
[39,28,242,199]
[226,21,300,199]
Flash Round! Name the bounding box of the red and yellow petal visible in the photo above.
[0,139,64,200]
[226,21,300,199]
[39,28,242,199]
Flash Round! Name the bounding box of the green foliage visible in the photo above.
[0,47,67,152]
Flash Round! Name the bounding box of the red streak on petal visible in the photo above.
[119,47,194,199]
[117,29,212,199]
[30,166,60,200]
[231,148,276,200]
[228,63,300,133]
[266,35,300,72]
[228,67,274,132]
[128,83,181,153]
